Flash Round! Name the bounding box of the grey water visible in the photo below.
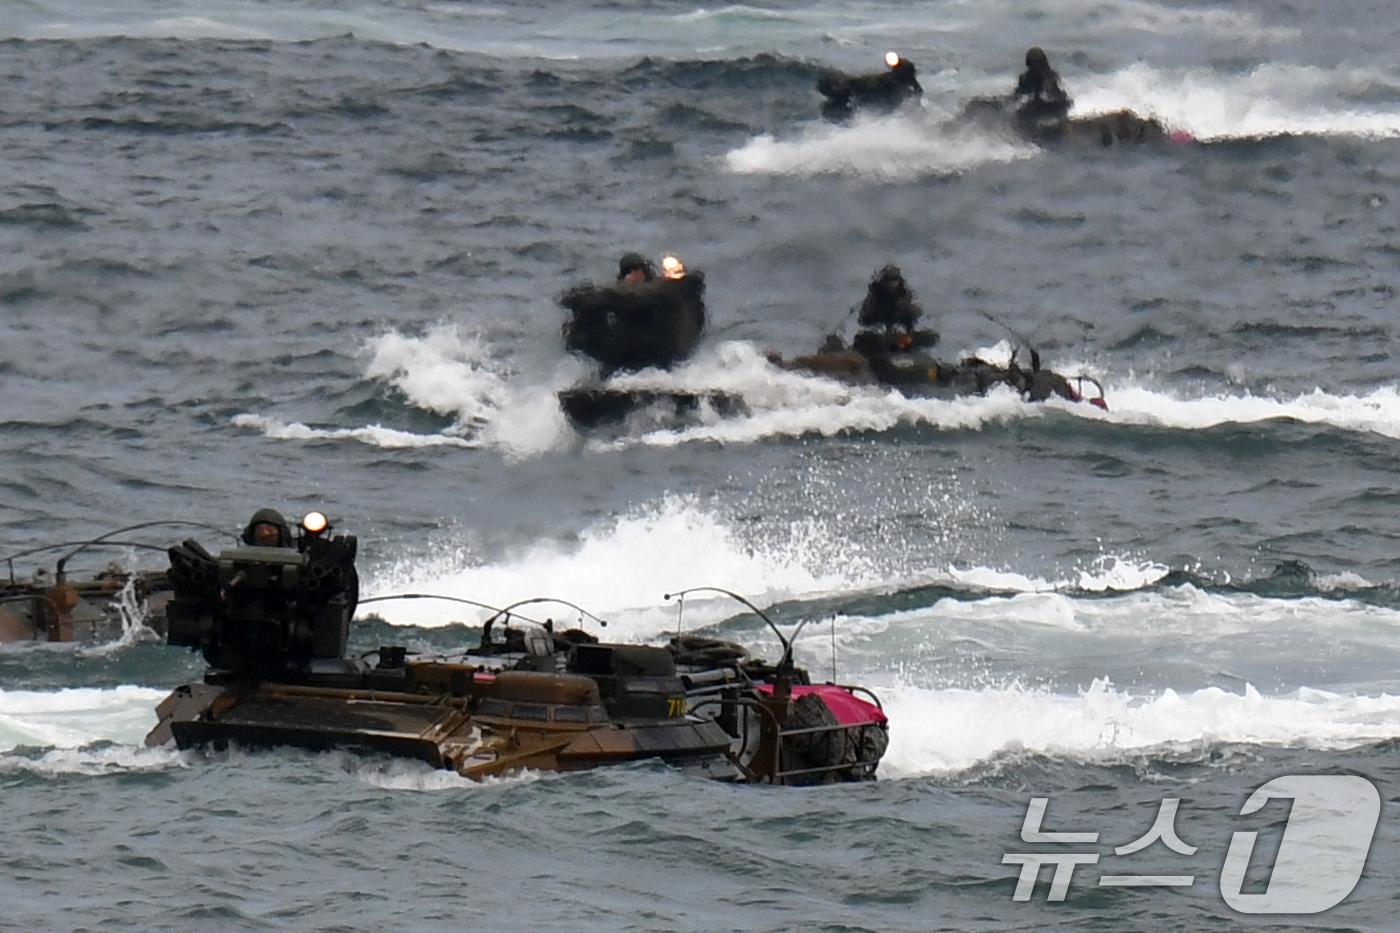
[5,1,1400,929]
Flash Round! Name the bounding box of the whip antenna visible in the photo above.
[664,586,816,672]
[356,593,607,632]
[831,616,837,683]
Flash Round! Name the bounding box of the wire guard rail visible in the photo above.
[688,689,883,784]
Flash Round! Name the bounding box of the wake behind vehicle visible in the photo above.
[146,513,889,784]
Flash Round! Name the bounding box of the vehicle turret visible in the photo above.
[164,511,358,678]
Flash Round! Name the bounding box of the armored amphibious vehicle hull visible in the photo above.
[0,567,170,644]
[148,631,888,784]
[149,525,888,783]
[773,343,1106,407]
[816,59,923,121]
[560,341,1105,428]
[558,262,720,430]
[559,384,747,429]
[562,274,706,376]
[148,660,742,779]
[958,96,1184,149]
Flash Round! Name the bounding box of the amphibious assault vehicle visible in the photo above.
[557,253,743,428]
[957,95,1186,149]
[1,528,180,643]
[557,259,1105,429]
[146,514,888,784]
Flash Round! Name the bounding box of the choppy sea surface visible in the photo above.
[5,1,1400,929]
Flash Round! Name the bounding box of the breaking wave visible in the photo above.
[882,678,1400,778]
[0,685,167,753]
[727,56,1400,183]
[10,675,1400,781]
[8,493,1400,778]
[726,109,1034,180]
[226,328,1400,459]
[362,492,895,639]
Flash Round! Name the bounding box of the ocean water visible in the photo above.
[5,0,1400,929]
